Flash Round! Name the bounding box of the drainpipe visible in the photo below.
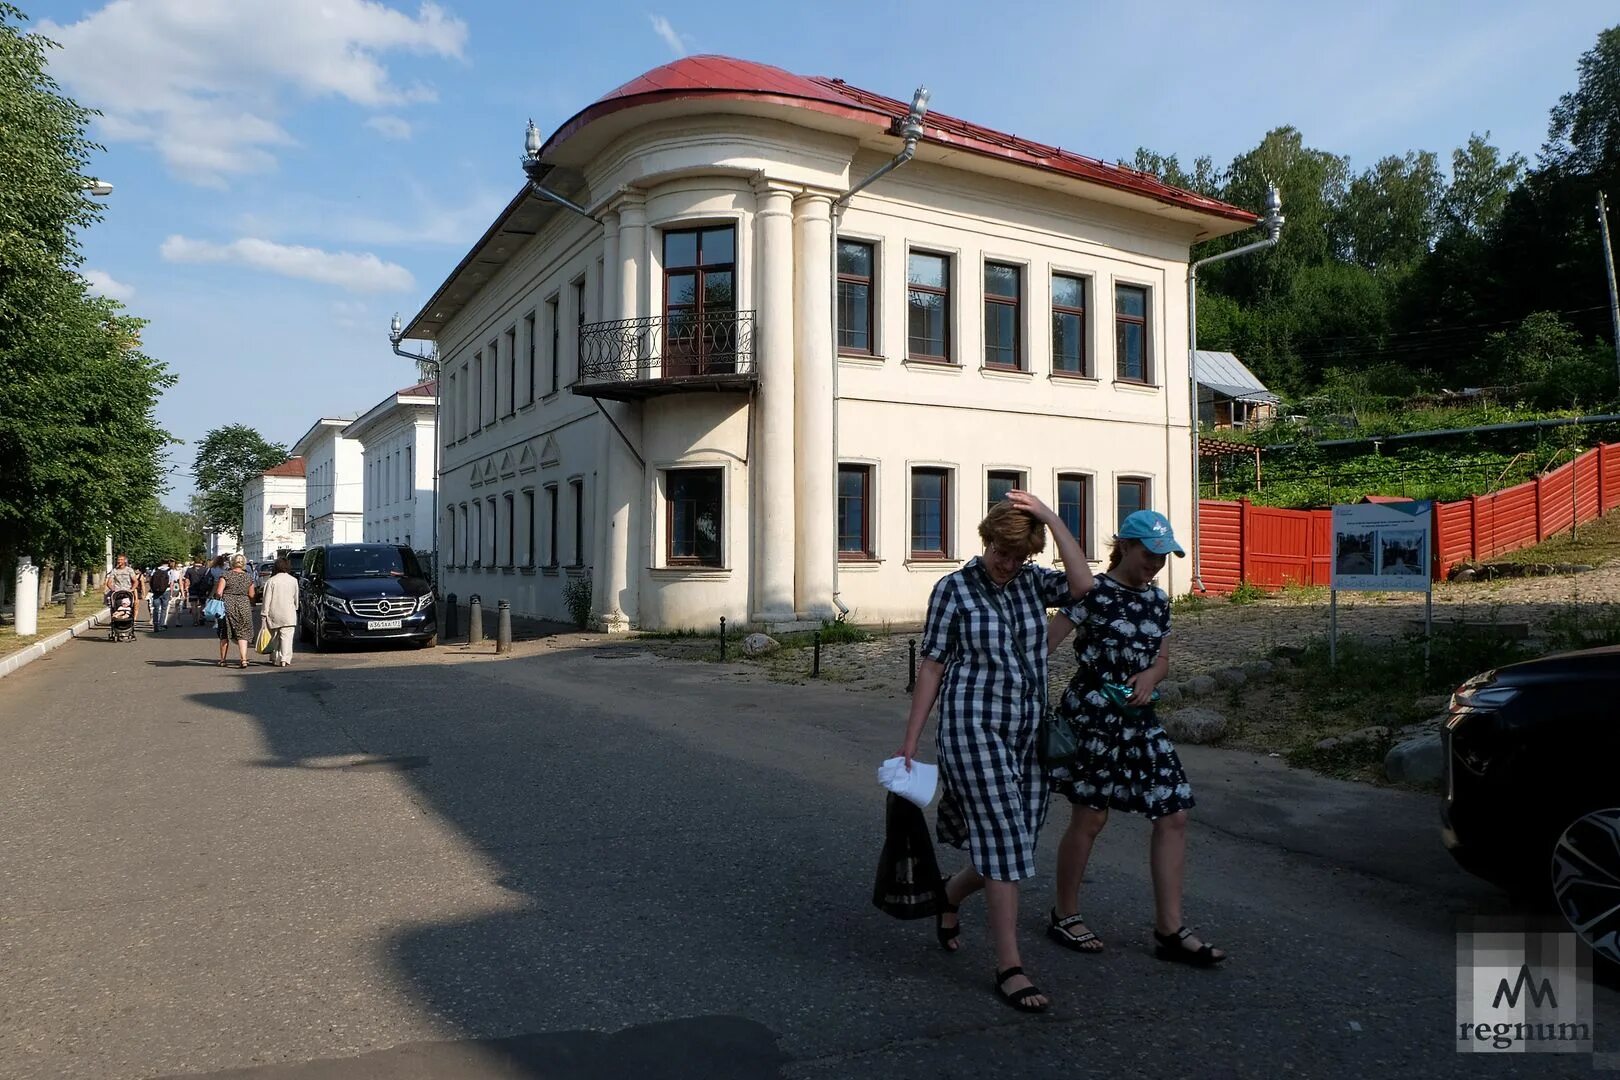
[1187,184,1283,592]
[521,120,601,223]
[827,85,930,619]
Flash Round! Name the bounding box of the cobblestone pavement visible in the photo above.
[643,560,1620,696]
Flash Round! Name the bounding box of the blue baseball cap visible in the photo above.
[1118,510,1185,557]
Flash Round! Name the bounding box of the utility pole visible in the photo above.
[1600,191,1620,389]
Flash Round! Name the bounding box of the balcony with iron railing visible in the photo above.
[574,309,756,401]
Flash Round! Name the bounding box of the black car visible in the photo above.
[1442,645,1620,953]
[298,543,436,650]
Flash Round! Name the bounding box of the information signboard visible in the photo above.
[1330,500,1433,592]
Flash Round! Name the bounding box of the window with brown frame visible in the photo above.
[1057,473,1090,552]
[504,327,517,416]
[837,464,873,560]
[572,280,586,383]
[910,467,951,559]
[907,252,950,361]
[665,468,722,567]
[663,226,736,377]
[1052,274,1088,376]
[547,297,560,395]
[983,262,1021,369]
[1115,284,1150,383]
[544,484,558,568]
[524,313,536,405]
[837,240,875,355]
[569,479,585,567]
[1117,476,1150,527]
[986,469,1024,512]
[522,489,535,567]
[503,493,515,567]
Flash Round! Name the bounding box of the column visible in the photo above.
[591,211,621,625]
[595,194,646,631]
[753,182,797,621]
[793,192,836,618]
[14,557,39,637]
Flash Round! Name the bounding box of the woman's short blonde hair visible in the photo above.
[230,553,246,569]
[978,501,1046,558]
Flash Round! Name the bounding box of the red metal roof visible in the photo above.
[396,379,437,398]
[263,457,305,478]
[545,56,1256,225]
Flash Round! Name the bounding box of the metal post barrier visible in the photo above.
[468,594,483,646]
[445,593,458,641]
[719,616,727,661]
[907,638,916,692]
[812,631,821,678]
[496,599,512,654]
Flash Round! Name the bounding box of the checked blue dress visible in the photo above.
[922,557,1072,882]
[1049,573,1194,820]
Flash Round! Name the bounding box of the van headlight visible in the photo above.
[322,595,349,614]
[416,594,435,613]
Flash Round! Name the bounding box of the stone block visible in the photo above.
[1162,707,1228,745]
[1241,659,1275,680]
[1187,674,1218,698]
[1213,667,1247,689]
[741,633,780,657]
[1384,732,1445,785]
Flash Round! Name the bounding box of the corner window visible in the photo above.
[665,468,722,567]
[1052,274,1088,376]
[983,262,1021,369]
[663,227,737,377]
[838,464,873,560]
[1057,473,1090,551]
[547,296,560,394]
[910,467,951,559]
[907,252,950,362]
[1115,284,1150,384]
[524,313,537,406]
[986,469,1024,512]
[504,327,517,416]
[569,479,585,567]
[544,484,559,568]
[1117,476,1150,527]
[838,240,875,355]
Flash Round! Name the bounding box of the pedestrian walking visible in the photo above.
[147,560,173,632]
[103,553,139,612]
[213,554,257,668]
[896,491,1092,1013]
[258,558,299,667]
[1044,510,1225,967]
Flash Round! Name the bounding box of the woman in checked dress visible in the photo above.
[1044,510,1226,967]
[897,492,1092,1012]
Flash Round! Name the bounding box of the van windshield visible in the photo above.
[324,546,422,579]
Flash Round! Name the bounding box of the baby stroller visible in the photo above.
[107,590,136,642]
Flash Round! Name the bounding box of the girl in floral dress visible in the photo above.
[1043,510,1225,967]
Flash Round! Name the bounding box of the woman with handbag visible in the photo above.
[213,554,257,669]
[897,491,1091,1013]
[1044,510,1225,967]
[258,558,300,667]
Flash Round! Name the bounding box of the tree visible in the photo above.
[1130,147,1221,196]
[1543,26,1620,176]
[0,5,173,575]
[116,499,205,568]
[191,425,289,544]
[1336,151,1444,271]
[1440,133,1526,239]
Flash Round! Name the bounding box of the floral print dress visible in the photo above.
[1048,573,1194,819]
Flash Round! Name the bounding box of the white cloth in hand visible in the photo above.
[877,756,938,809]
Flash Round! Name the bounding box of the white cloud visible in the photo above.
[365,115,414,140]
[648,14,690,57]
[82,269,136,301]
[160,235,414,293]
[38,1,468,186]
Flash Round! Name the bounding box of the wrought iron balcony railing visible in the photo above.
[575,310,755,398]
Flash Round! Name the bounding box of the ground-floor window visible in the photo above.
[545,484,559,568]
[665,468,722,567]
[910,467,951,559]
[838,464,873,560]
[1117,475,1150,528]
[1057,473,1091,554]
[486,497,498,565]
[986,469,1024,512]
[522,489,535,567]
[504,493,515,567]
[569,479,585,567]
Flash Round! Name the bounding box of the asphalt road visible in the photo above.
[0,616,1605,1078]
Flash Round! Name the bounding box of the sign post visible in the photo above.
[1328,500,1433,667]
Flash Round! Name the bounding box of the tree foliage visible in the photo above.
[191,425,290,544]
[0,4,173,569]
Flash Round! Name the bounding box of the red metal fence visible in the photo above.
[1198,442,1620,593]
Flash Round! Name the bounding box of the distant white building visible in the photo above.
[291,418,363,547]
[350,379,437,553]
[241,458,307,561]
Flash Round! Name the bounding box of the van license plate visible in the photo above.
[367,619,403,630]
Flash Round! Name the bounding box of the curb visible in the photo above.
[0,610,109,681]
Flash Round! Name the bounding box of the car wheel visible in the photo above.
[1551,807,1620,966]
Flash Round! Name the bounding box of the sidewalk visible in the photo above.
[0,608,108,680]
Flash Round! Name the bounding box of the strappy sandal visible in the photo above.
[1048,909,1104,953]
[994,966,1049,1013]
[935,878,961,952]
[1154,926,1225,967]
[237,660,249,669]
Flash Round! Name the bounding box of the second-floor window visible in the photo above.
[547,297,560,394]
[837,240,875,355]
[524,312,537,406]
[1115,284,1150,384]
[907,252,950,362]
[983,262,1021,369]
[664,226,735,377]
[1052,274,1087,376]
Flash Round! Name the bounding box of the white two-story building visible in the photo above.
[240,458,306,561]
[290,417,363,548]
[394,55,1260,630]
[350,379,437,555]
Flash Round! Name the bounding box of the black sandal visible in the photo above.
[1153,926,1225,967]
[935,878,961,952]
[994,966,1049,1013]
[1048,909,1103,953]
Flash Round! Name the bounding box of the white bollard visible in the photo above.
[15,557,39,637]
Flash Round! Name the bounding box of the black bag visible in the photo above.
[872,793,945,920]
[1038,709,1081,773]
[149,568,169,594]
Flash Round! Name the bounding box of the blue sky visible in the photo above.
[28,0,1618,511]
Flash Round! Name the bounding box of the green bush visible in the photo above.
[563,576,592,629]
[1228,581,1266,605]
